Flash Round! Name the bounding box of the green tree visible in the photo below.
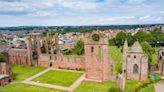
[73,40,84,55]
[134,31,155,43]
[150,29,164,47]
[0,54,5,62]
[141,41,155,67]
[108,38,115,46]
[115,32,134,47]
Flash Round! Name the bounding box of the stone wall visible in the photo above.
[123,41,148,81]
[53,55,85,69]
[8,49,28,65]
[38,54,51,67]
[0,62,13,86]
[157,48,164,74]
[0,76,13,86]
[38,54,85,69]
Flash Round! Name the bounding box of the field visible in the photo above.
[32,70,82,87]
[12,64,46,81]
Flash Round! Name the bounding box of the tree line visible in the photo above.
[109,28,164,47]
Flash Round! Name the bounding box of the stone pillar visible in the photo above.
[116,73,126,91]
[27,36,32,66]
[36,35,41,55]
[123,40,128,78]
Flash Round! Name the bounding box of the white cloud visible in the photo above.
[139,15,151,20]
[0,1,28,12]
[98,16,136,22]
[59,0,98,10]
[27,11,53,17]
[128,0,147,3]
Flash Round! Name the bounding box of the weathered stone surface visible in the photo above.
[123,41,148,81]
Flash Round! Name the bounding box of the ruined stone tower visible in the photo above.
[123,41,148,81]
[27,33,41,66]
[157,47,164,75]
[84,31,115,81]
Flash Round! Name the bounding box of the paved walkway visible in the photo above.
[155,80,164,92]
[23,68,52,82]
[22,68,85,92]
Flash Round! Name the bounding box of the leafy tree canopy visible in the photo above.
[141,41,155,64]
[0,54,5,62]
[73,40,84,55]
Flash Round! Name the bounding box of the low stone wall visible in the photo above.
[53,55,85,70]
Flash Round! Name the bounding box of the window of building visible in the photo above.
[133,64,139,74]
[162,51,164,56]
[50,62,52,67]
[91,46,94,53]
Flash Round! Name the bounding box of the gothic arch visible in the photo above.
[133,64,139,74]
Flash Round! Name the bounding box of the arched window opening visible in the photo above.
[133,64,138,74]
[162,51,164,56]
[91,46,94,53]
[50,62,52,67]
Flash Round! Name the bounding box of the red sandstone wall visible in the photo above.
[53,55,85,69]
[38,54,85,69]
[8,49,28,66]
[38,54,50,67]
[8,55,28,65]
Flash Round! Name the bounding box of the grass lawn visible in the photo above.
[74,80,116,92]
[138,85,155,92]
[109,46,122,73]
[32,70,82,87]
[74,80,139,92]
[0,83,65,92]
[12,64,46,81]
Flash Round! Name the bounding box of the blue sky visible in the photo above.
[0,0,164,27]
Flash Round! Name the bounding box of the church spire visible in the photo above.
[123,40,128,50]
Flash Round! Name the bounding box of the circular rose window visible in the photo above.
[92,34,100,41]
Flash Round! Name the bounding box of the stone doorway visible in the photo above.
[50,62,52,67]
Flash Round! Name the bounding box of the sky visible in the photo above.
[0,0,164,27]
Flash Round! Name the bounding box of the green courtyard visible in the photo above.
[32,70,82,87]
[12,64,46,81]
[0,64,156,92]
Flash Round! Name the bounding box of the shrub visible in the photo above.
[134,82,143,92]
[108,87,122,92]
[0,53,5,62]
